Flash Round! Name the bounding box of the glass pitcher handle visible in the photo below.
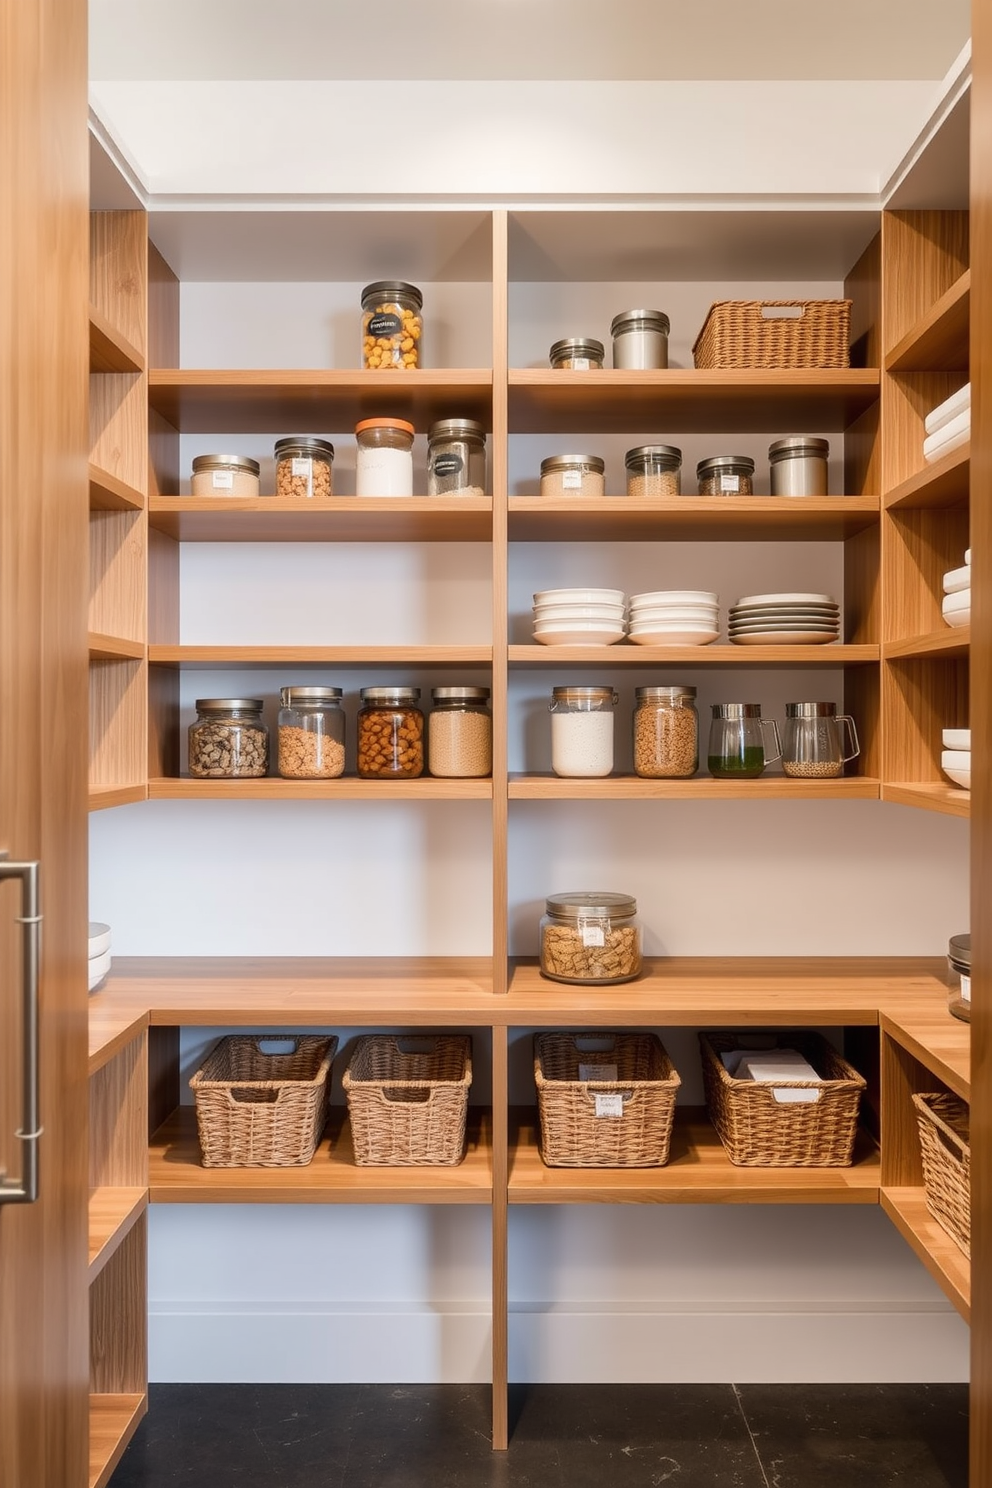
[838,714,860,763]
[761,718,783,764]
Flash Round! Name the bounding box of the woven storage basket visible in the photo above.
[534,1032,681,1168]
[189,1034,336,1168]
[913,1091,971,1257]
[699,1031,864,1167]
[692,299,852,369]
[343,1034,472,1166]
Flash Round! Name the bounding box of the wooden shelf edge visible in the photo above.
[880,1188,970,1322]
[509,775,880,801]
[883,627,970,660]
[89,305,145,375]
[89,1392,147,1488]
[509,644,878,665]
[89,632,145,662]
[507,368,881,391]
[884,270,971,373]
[883,447,969,510]
[148,646,494,667]
[880,1012,970,1102]
[881,783,971,819]
[88,463,145,512]
[89,784,148,812]
[147,495,493,543]
[148,777,493,801]
[89,1007,149,1075]
[88,1188,148,1280]
[149,367,494,388]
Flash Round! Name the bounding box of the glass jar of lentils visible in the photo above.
[357,686,424,778]
[428,687,492,777]
[188,698,269,779]
[697,455,755,496]
[278,686,346,778]
[633,685,698,778]
[274,437,334,499]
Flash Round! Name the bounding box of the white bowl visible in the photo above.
[943,563,971,595]
[941,763,971,790]
[942,729,971,750]
[626,627,720,646]
[627,606,718,624]
[943,588,971,615]
[629,590,718,607]
[533,587,626,606]
[88,921,111,958]
[944,606,970,629]
[942,749,972,771]
[533,603,626,621]
[532,626,625,646]
[88,947,112,993]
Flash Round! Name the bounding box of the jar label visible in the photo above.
[211,470,234,490]
[368,312,403,337]
[579,919,605,947]
[594,1093,624,1118]
[720,474,740,493]
[291,457,310,476]
[571,357,590,369]
[961,972,971,1002]
[431,453,464,479]
[562,469,583,489]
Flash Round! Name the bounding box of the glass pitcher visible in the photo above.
[782,702,859,779]
[708,702,782,779]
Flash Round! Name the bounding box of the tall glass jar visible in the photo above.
[357,687,424,778]
[550,686,618,778]
[427,419,486,497]
[277,686,346,778]
[428,687,492,778]
[361,280,423,369]
[188,698,268,779]
[539,891,642,985]
[633,686,698,778]
[274,437,334,499]
[355,418,415,497]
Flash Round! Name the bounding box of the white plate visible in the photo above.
[534,587,626,605]
[942,749,972,770]
[629,590,719,607]
[942,589,971,615]
[944,608,970,629]
[943,564,971,594]
[942,765,971,790]
[942,729,971,750]
[88,921,111,958]
[729,621,839,634]
[730,630,840,646]
[628,608,718,624]
[735,591,835,606]
[730,603,839,617]
[88,946,112,993]
[532,627,626,646]
[533,604,626,621]
[626,628,720,646]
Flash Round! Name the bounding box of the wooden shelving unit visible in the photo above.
[508,774,881,800]
[89,1393,147,1488]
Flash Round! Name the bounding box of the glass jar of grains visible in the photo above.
[625,444,682,497]
[549,337,605,370]
[427,419,487,497]
[274,437,334,499]
[357,687,424,778]
[550,686,618,778]
[188,698,268,778]
[361,280,423,369]
[633,685,698,778]
[539,891,642,985]
[355,418,415,497]
[697,455,755,496]
[540,454,606,499]
[190,454,260,498]
[277,686,346,779]
[428,687,492,778]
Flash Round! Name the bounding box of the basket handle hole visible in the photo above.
[761,305,804,320]
[229,1088,280,1105]
[395,1037,438,1056]
[574,1036,617,1054]
[381,1087,431,1104]
[256,1038,298,1056]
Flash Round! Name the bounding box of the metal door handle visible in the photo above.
[0,859,41,1206]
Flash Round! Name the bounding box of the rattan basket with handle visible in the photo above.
[534,1031,681,1168]
[692,299,852,369]
[913,1090,970,1257]
[189,1033,336,1168]
[343,1034,472,1166]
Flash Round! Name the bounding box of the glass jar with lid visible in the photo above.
[361,280,423,369]
[427,419,486,497]
[188,698,269,778]
[190,454,260,498]
[947,933,971,1023]
[610,309,670,369]
[277,686,346,779]
[708,702,781,779]
[633,686,698,778]
[274,437,334,499]
[357,686,424,778]
[428,687,492,778]
[355,418,415,497]
[697,455,755,496]
[549,337,605,370]
[539,891,642,985]
[625,444,682,497]
[550,686,618,777]
[539,454,606,499]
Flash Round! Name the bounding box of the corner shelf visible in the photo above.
[89,633,145,662]
[89,305,145,375]
[881,1189,970,1321]
[89,784,147,813]
[884,447,969,510]
[883,628,969,660]
[508,774,880,801]
[881,782,970,819]
[88,1187,148,1280]
[89,463,145,513]
[884,269,970,373]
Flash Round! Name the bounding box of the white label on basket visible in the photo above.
[291,457,310,476]
[771,1087,821,1104]
[578,920,605,947]
[594,1093,624,1118]
[211,470,234,490]
[579,1063,618,1083]
[562,469,583,489]
[961,972,971,1003]
[720,475,740,493]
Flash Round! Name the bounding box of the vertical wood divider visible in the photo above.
[147,244,181,782]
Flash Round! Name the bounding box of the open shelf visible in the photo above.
[89,1007,148,1076]
[89,784,147,813]
[885,270,970,373]
[149,645,493,668]
[509,1107,880,1204]
[148,495,492,543]
[508,774,880,801]
[883,447,969,510]
[88,632,145,662]
[507,495,879,543]
[89,1392,147,1488]
[148,776,493,801]
[89,305,145,375]
[880,1008,969,1101]
[150,1105,493,1204]
[88,1187,148,1280]
[883,628,969,660]
[880,1188,970,1321]
[509,643,878,666]
[881,782,970,819]
[89,463,144,513]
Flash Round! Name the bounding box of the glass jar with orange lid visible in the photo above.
[355,418,415,496]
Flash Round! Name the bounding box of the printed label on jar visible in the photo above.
[961,972,971,1002]
[720,474,740,492]
[291,457,310,476]
[571,357,590,369]
[368,312,403,337]
[578,919,605,947]
[579,1063,618,1083]
[431,453,464,479]
[562,469,583,489]
[594,1093,624,1118]
[212,470,234,490]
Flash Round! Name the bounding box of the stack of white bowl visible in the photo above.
[941,729,971,791]
[532,587,626,646]
[627,590,719,646]
[942,549,970,628]
[89,921,112,993]
[729,592,840,645]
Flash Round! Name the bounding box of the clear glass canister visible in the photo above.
[549,337,605,370]
[769,436,830,496]
[610,309,670,369]
[278,686,345,779]
[428,687,492,778]
[948,933,971,1022]
[188,698,268,778]
[355,418,415,497]
[190,454,260,498]
[697,455,755,496]
[539,891,642,985]
[427,419,487,497]
[357,686,424,778]
[625,444,682,497]
[708,702,781,779]
[550,686,618,778]
[274,437,334,499]
[781,701,859,779]
[361,280,423,369]
[633,686,698,778]
[540,454,606,499]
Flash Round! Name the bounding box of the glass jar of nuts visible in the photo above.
[188,698,269,779]
[274,438,334,499]
[361,280,423,369]
[278,687,346,779]
[633,685,698,778]
[539,891,642,985]
[357,686,424,778]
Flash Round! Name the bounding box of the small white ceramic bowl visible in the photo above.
[943,605,971,629]
[942,729,971,751]
[626,627,720,647]
[533,603,626,622]
[627,606,718,624]
[88,947,112,993]
[943,563,971,595]
[532,625,625,647]
[943,588,971,614]
[533,587,626,606]
[941,764,971,791]
[629,590,718,607]
[88,922,111,959]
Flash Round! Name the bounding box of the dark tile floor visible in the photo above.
[108,1382,969,1488]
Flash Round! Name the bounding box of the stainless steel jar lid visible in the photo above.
[361,280,423,309]
[360,686,421,704]
[552,686,618,702]
[610,309,670,337]
[711,702,762,718]
[625,444,682,471]
[948,933,971,969]
[769,437,830,462]
[191,454,261,476]
[540,454,606,475]
[280,686,343,706]
[428,418,486,444]
[635,685,697,702]
[431,686,491,703]
[545,891,637,919]
[696,455,756,478]
[194,697,264,713]
[549,337,605,362]
[785,701,837,718]
[274,437,335,459]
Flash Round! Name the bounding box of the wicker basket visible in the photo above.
[692,299,852,369]
[189,1034,336,1168]
[343,1035,472,1166]
[699,1031,865,1167]
[913,1091,971,1257]
[534,1032,681,1168]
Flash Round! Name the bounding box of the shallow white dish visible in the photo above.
[943,564,972,595]
[534,587,626,606]
[940,760,971,790]
[942,749,972,771]
[626,628,720,646]
[735,591,835,607]
[730,630,839,646]
[942,588,971,615]
[88,947,112,993]
[730,603,839,617]
[943,607,971,629]
[629,590,719,607]
[533,603,626,621]
[942,729,971,750]
[729,621,839,634]
[532,625,626,646]
[88,921,111,958]
[628,606,718,624]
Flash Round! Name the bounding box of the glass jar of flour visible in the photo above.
[549,686,618,777]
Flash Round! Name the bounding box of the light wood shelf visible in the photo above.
[509,1107,880,1204]
[148,776,493,801]
[508,773,881,800]
[507,495,880,543]
[88,1187,148,1280]
[89,304,145,375]
[89,1392,147,1488]
[89,463,144,513]
[148,495,492,543]
[883,628,969,659]
[884,269,970,373]
[88,783,147,813]
[150,1105,493,1204]
[149,644,493,668]
[883,446,969,510]
[881,782,970,818]
[509,643,878,666]
[880,1007,969,1101]
[88,632,145,662]
[880,1188,970,1321]
[89,1007,148,1076]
